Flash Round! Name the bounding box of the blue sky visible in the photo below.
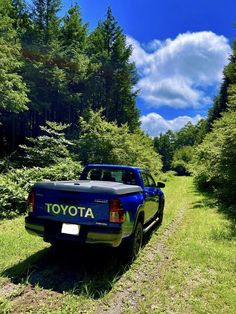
[61,0,234,135]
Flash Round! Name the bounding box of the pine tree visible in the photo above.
[0,0,29,113]
[31,0,46,45]
[61,3,87,56]
[86,7,140,130]
[31,0,60,47]
[24,0,64,126]
[11,0,31,38]
[207,38,236,127]
[45,0,61,45]
[207,76,230,127]
[60,2,89,119]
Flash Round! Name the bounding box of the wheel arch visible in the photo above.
[133,207,144,233]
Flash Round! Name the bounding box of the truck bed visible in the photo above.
[34,180,142,195]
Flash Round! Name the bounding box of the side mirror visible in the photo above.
[157,181,165,188]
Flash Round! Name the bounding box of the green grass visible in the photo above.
[127,178,236,313]
[0,176,235,313]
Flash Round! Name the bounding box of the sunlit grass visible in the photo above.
[131,177,236,314]
[0,176,235,313]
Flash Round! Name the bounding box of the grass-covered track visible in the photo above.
[0,177,235,314]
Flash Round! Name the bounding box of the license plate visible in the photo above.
[61,223,80,235]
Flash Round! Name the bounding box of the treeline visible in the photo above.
[0,0,139,155]
[154,119,207,174]
[1,0,235,215]
[0,110,162,217]
[0,0,163,217]
[154,38,236,209]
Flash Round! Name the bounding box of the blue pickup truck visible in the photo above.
[25,164,165,259]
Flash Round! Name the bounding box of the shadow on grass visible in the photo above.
[1,244,130,299]
[191,186,236,240]
[1,225,159,299]
[215,203,236,240]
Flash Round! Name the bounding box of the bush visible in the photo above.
[191,96,236,207]
[74,110,163,175]
[19,121,73,167]
[0,159,82,218]
[171,146,194,175]
[158,171,176,182]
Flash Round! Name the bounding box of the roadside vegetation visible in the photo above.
[154,37,236,213]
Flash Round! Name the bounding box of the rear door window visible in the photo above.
[84,168,136,185]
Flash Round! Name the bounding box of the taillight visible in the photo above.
[109,199,125,223]
[27,190,35,212]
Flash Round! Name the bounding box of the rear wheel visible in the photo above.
[124,221,143,262]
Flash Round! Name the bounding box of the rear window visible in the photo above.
[83,168,136,185]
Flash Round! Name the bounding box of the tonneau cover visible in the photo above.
[34,180,142,195]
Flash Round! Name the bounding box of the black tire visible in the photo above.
[125,221,143,262]
[157,198,165,224]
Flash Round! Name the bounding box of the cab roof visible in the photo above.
[86,164,146,171]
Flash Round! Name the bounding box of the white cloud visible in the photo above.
[142,39,163,52]
[127,32,231,109]
[140,113,203,136]
[128,37,149,67]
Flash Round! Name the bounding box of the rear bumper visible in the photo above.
[25,216,123,247]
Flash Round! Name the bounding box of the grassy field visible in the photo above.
[0,176,235,313]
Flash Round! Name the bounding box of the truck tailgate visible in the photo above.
[33,188,110,225]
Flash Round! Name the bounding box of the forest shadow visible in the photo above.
[191,190,217,210]
[1,244,130,299]
[216,202,236,239]
[191,186,236,239]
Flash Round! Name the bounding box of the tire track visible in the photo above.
[98,206,186,314]
[0,207,186,314]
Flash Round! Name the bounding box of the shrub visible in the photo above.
[19,121,73,167]
[171,146,194,176]
[158,171,176,182]
[74,110,163,175]
[191,91,236,207]
[0,159,82,218]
